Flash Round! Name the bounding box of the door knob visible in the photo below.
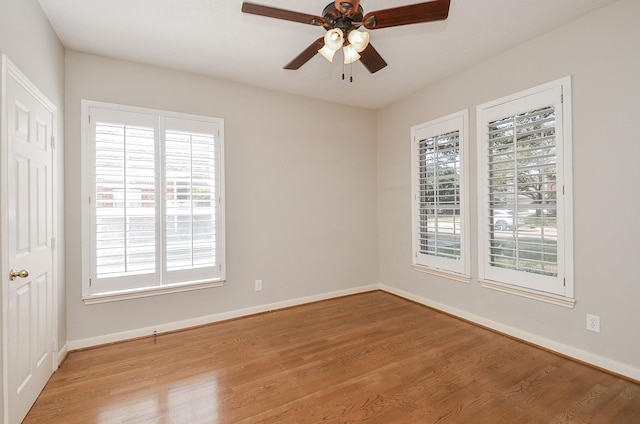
[9,269,29,281]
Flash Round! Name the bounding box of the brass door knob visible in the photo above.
[9,269,29,281]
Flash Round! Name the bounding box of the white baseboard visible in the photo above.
[380,284,640,382]
[68,284,378,351]
[56,341,69,367]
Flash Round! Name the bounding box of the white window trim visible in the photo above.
[476,77,574,306]
[80,100,226,304]
[411,109,470,280]
[412,263,471,284]
[82,280,225,305]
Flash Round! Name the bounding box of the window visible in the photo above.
[411,110,470,278]
[82,101,225,301]
[477,77,573,302]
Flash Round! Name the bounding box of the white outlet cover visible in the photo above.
[586,314,600,333]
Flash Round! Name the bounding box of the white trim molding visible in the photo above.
[412,264,471,284]
[480,279,575,308]
[57,342,69,367]
[82,280,224,305]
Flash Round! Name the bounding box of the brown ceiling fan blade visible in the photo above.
[242,2,325,26]
[284,37,325,70]
[359,43,388,73]
[363,0,450,30]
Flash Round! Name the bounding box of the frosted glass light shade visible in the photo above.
[347,29,370,52]
[324,28,344,50]
[318,45,338,62]
[343,45,361,64]
[318,28,344,62]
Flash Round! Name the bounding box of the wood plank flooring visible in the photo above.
[24,291,640,423]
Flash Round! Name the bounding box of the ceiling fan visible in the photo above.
[241,0,451,74]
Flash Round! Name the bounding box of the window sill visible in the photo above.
[412,264,471,284]
[82,279,225,305]
[480,279,575,308]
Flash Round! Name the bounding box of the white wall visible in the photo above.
[377,0,640,379]
[0,0,66,418]
[65,51,379,344]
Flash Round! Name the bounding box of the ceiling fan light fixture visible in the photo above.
[318,45,338,62]
[343,44,361,64]
[318,28,344,62]
[347,29,370,52]
[324,28,344,50]
[241,0,450,74]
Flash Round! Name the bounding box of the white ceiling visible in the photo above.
[38,0,616,109]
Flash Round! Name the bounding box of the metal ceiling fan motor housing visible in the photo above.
[322,2,364,40]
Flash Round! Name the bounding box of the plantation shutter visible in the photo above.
[479,84,567,296]
[487,105,557,274]
[412,111,468,276]
[86,103,225,296]
[95,121,157,276]
[418,130,461,258]
[163,117,222,285]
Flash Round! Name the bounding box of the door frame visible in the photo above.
[0,54,59,424]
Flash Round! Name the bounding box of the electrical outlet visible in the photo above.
[255,279,263,291]
[586,314,600,333]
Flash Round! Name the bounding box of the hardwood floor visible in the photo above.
[25,291,640,423]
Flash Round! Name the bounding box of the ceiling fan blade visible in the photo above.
[241,2,325,26]
[363,0,450,30]
[284,37,325,70]
[359,43,388,73]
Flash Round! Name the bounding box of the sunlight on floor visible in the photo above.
[97,372,219,422]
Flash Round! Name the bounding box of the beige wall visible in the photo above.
[64,51,379,342]
[377,0,640,377]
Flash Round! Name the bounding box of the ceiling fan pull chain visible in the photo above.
[341,62,354,82]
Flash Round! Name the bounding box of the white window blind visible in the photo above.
[83,102,225,299]
[487,105,557,276]
[95,120,156,279]
[478,78,573,299]
[162,117,221,286]
[412,110,469,276]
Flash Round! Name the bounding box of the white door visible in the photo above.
[1,57,56,424]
